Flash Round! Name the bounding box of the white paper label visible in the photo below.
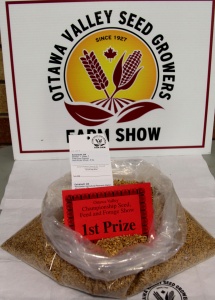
[69,134,113,189]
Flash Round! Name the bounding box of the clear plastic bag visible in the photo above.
[41,159,187,281]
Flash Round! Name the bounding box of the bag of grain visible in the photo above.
[41,159,187,281]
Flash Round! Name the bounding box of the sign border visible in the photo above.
[5,0,215,154]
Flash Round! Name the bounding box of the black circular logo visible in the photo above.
[91,135,106,148]
[142,281,188,300]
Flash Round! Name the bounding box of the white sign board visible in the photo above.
[0,0,215,159]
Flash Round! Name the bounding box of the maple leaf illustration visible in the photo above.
[104,47,117,61]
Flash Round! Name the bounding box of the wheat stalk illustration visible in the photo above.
[80,50,110,99]
[153,291,164,300]
[111,50,143,99]
[67,49,161,124]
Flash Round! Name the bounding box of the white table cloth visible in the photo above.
[0,156,215,300]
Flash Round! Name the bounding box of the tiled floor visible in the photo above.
[0,142,215,201]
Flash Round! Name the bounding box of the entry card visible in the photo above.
[62,183,154,241]
[69,134,113,189]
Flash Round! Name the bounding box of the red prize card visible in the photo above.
[62,183,154,241]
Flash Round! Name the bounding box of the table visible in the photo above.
[0,156,215,300]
